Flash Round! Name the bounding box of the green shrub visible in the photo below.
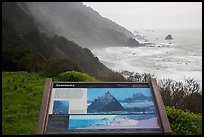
[58,71,99,82]
[165,106,202,135]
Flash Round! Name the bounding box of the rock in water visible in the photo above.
[165,34,173,40]
[123,93,151,102]
[87,91,124,112]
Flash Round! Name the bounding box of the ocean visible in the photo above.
[91,29,202,88]
[69,119,110,129]
[68,114,157,129]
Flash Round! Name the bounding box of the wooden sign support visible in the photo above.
[150,78,171,134]
[36,78,52,134]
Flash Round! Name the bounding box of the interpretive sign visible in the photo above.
[36,78,171,135]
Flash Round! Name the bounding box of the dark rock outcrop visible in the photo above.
[88,91,124,112]
[125,37,140,47]
[165,34,173,40]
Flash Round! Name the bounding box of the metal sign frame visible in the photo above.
[36,78,171,135]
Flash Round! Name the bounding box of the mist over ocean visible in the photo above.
[91,28,202,87]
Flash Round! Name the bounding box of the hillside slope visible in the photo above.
[2,2,125,81]
[24,2,135,48]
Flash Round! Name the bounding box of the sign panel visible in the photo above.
[36,79,171,134]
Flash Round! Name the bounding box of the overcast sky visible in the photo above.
[83,2,202,31]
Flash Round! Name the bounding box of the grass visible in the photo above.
[2,71,46,135]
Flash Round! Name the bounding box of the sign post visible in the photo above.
[36,78,52,134]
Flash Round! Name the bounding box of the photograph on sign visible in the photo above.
[53,100,69,114]
[45,85,161,133]
[87,88,155,114]
[69,114,159,130]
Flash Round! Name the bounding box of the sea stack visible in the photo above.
[165,34,173,40]
[87,91,124,112]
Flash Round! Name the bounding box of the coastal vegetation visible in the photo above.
[2,71,202,135]
[58,71,99,82]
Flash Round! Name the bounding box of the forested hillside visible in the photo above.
[2,2,125,81]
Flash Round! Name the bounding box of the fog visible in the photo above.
[83,2,202,31]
